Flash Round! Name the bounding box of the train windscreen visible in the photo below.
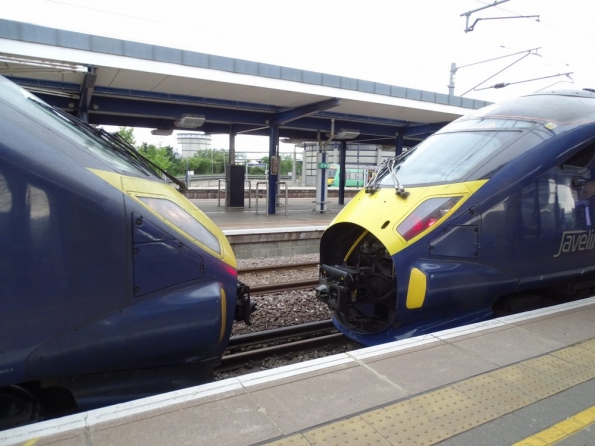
[0,76,159,178]
[378,127,527,186]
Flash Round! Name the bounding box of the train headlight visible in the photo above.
[397,196,463,241]
[138,196,221,254]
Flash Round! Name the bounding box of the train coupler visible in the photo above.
[235,281,256,325]
[317,264,361,311]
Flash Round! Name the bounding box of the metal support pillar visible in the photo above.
[267,125,279,215]
[78,66,97,123]
[229,124,236,165]
[338,140,347,205]
[292,146,297,185]
[395,133,404,156]
[225,124,244,208]
[314,148,328,213]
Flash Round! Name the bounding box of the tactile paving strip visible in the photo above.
[362,400,453,445]
[575,338,595,354]
[265,341,595,446]
[452,373,537,417]
[523,354,594,390]
[551,344,595,368]
[303,416,391,446]
[490,363,569,400]
[266,436,312,446]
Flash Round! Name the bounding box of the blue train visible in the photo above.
[0,76,252,429]
[317,88,595,345]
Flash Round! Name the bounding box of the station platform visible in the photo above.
[200,197,345,231]
[3,298,595,446]
[3,199,595,446]
[199,197,346,259]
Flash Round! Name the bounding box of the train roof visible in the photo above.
[461,89,595,125]
[528,88,595,99]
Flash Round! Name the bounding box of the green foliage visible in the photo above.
[116,127,136,146]
[280,154,297,175]
[137,143,177,172]
[110,127,301,178]
[246,155,301,176]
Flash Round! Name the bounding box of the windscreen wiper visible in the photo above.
[365,160,386,194]
[365,155,409,197]
[99,129,188,193]
[388,159,409,197]
[32,98,187,192]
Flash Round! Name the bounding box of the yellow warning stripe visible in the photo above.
[513,405,595,446]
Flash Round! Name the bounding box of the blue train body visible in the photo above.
[0,76,250,427]
[317,89,595,345]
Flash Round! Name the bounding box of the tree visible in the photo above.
[255,155,300,176]
[280,154,295,176]
[137,143,173,172]
[116,127,136,146]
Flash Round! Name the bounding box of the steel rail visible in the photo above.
[227,319,335,350]
[217,333,346,372]
[237,261,318,275]
[250,279,319,295]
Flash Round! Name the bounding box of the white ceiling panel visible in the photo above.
[109,69,168,91]
[95,66,118,86]
[190,80,253,100]
[149,75,211,96]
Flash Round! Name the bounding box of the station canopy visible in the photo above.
[0,18,490,148]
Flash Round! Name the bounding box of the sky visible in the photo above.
[2,0,594,153]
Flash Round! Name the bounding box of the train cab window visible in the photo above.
[1,79,155,179]
[560,141,595,170]
[380,130,523,186]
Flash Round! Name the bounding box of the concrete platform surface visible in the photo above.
[195,197,347,231]
[3,298,595,446]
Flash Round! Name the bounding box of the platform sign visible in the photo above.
[248,163,267,168]
[318,162,330,169]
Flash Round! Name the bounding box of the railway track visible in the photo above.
[237,261,318,275]
[238,261,319,295]
[216,261,349,375]
[250,279,319,295]
[217,320,347,372]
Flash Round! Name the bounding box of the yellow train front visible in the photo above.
[317,88,595,345]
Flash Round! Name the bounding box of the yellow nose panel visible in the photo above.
[330,180,486,257]
[406,267,427,309]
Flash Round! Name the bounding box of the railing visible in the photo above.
[217,179,252,208]
[217,179,226,207]
[255,181,288,215]
[278,182,288,216]
[245,180,252,208]
[255,181,267,215]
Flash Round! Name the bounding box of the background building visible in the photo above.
[177,133,212,158]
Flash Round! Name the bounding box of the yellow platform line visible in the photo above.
[513,405,595,446]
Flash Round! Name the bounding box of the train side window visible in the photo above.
[0,171,11,213]
[560,140,595,170]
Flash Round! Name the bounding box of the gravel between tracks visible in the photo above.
[217,253,361,378]
[233,253,330,336]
